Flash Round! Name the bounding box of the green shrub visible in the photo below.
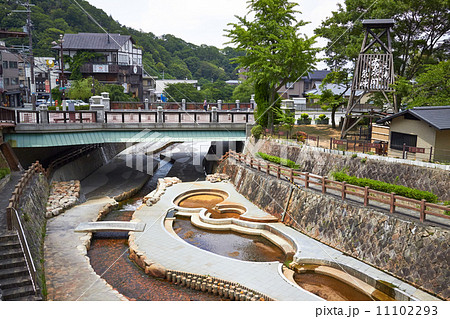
[0,167,11,180]
[256,152,299,169]
[331,171,438,203]
[300,113,311,120]
[360,158,367,164]
[318,114,329,120]
[351,154,357,159]
[251,125,264,139]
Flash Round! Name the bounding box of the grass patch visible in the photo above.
[256,152,300,169]
[0,167,11,180]
[331,171,438,203]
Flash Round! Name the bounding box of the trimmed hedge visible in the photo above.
[332,171,438,203]
[0,167,10,180]
[256,152,300,169]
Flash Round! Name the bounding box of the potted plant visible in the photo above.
[316,114,329,125]
[297,113,311,125]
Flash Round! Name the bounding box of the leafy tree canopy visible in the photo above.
[226,0,318,128]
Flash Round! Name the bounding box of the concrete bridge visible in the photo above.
[1,107,254,147]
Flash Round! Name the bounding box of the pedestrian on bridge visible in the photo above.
[203,99,207,111]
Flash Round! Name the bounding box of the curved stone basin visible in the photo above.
[173,189,277,222]
[284,264,396,301]
[172,216,286,263]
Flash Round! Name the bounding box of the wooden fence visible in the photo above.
[224,151,450,224]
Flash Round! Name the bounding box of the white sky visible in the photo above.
[85,0,343,48]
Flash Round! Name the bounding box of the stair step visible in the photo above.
[0,240,21,250]
[1,285,36,300]
[0,257,26,269]
[0,275,32,290]
[0,266,29,280]
[0,248,24,260]
[0,233,19,243]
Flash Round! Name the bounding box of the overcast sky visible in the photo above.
[86,0,343,48]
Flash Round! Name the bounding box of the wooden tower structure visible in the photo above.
[341,19,395,139]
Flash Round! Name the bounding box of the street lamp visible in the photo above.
[52,34,65,109]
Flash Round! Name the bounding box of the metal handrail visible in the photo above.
[10,207,38,296]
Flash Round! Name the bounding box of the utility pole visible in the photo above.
[12,0,35,108]
[52,35,65,109]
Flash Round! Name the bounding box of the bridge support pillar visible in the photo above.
[217,100,222,110]
[101,92,110,111]
[144,98,149,110]
[182,99,186,110]
[157,106,164,123]
[250,94,256,109]
[212,107,218,123]
[235,100,240,109]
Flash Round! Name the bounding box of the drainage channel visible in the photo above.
[87,152,227,300]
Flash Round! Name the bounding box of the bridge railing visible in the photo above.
[14,109,255,125]
[47,111,97,124]
[0,106,16,124]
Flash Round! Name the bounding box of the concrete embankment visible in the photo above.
[217,157,450,300]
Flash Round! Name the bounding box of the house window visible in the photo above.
[4,78,9,85]
[9,61,18,68]
[285,82,294,89]
[2,61,8,69]
[390,132,417,150]
[11,78,18,85]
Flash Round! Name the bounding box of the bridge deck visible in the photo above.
[5,127,247,147]
[74,221,146,232]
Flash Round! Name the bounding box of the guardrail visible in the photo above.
[6,161,46,297]
[224,150,450,224]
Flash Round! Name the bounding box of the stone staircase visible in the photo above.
[0,231,41,301]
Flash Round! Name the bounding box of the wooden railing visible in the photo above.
[224,151,450,224]
[6,161,46,297]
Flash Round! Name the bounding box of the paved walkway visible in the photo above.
[133,181,439,301]
[44,197,126,301]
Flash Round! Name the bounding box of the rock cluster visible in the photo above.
[206,173,230,183]
[144,177,181,206]
[45,180,80,218]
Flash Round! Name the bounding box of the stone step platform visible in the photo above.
[74,221,146,233]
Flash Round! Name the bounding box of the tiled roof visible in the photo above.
[58,33,132,51]
[376,106,450,130]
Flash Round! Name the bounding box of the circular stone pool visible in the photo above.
[172,217,286,263]
[177,192,243,219]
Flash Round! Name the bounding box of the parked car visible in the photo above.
[35,99,47,106]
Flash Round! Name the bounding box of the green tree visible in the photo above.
[68,78,104,101]
[232,80,255,103]
[164,83,203,102]
[226,0,318,129]
[276,109,296,138]
[406,61,450,107]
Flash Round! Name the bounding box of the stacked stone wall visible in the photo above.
[248,139,450,200]
[218,158,450,300]
[18,173,50,293]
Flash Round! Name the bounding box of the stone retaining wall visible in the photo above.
[218,158,450,300]
[18,173,50,293]
[246,138,450,200]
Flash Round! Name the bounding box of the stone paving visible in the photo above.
[132,180,440,301]
[44,197,126,301]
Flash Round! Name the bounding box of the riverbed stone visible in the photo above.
[146,263,166,278]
